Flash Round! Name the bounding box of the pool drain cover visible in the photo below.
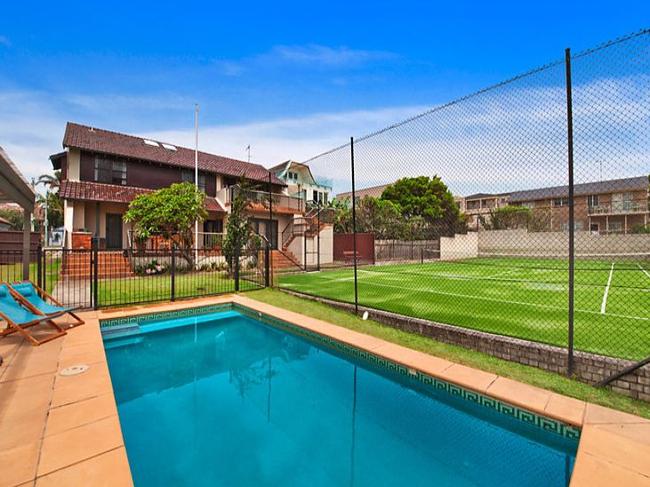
[60,364,90,376]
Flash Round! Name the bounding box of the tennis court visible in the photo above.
[279,255,650,360]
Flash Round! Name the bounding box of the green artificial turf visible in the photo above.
[279,257,649,360]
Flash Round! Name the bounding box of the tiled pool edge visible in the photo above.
[94,295,650,487]
[234,303,581,441]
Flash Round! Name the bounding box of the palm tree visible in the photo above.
[36,170,62,192]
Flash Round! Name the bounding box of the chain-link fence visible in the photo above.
[276,29,650,381]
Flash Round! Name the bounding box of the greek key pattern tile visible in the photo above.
[238,304,580,441]
[100,303,233,329]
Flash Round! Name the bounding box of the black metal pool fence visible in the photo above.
[276,29,650,384]
[0,243,269,311]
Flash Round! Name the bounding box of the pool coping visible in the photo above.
[3,294,649,486]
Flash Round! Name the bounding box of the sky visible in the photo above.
[0,0,648,188]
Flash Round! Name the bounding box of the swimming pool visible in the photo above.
[102,305,579,486]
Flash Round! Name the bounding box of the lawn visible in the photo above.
[97,270,262,307]
[279,256,650,360]
[0,258,61,294]
[246,288,650,419]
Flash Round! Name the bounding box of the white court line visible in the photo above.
[638,263,650,280]
[287,274,648,322]
[600,263,615,314]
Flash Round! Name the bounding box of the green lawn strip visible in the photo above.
[245,288,650,419]
[97,272,261,306]
[0,259,61,294]
[279,259,648,360]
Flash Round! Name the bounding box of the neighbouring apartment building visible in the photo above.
[457,193,511,230]
[509,176,649,234]
[269,160,332,205]
[52,122,333,267]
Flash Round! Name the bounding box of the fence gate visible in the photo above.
[42,248,94,310]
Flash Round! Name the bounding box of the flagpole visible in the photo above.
[194,104,199,267]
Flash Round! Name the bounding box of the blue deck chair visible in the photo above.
[9,281,84,329]
[0,283,67,346]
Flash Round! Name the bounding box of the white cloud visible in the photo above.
[0,87,427,186]
[268,44,396,67]
[212,44,397,76]
[1,73,647,198]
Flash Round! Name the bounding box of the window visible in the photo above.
[521,201,535,209]
[562,221,584,232]
[587,195,599,207]
[182,170,206,192]
[323,192,328,205]
[608,221,623,233]
[94,157,126,185]
[223,176,238,188]
[313,190,319,202]
[553,197,569,207]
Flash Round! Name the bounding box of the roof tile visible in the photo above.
[59,180,225,212]
[62,122,284,186]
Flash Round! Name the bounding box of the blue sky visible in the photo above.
[0,0,648,182]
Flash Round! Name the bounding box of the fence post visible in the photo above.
[303,226,307,271]
[350,137,359,314]
[264,243,270,287]
[317,201,321,271]
[171,245,176,301]
[92,239,99,310]
[268,170,273,248]
[234,246,240,292]
[36,244,42,289]
[565,47,576,376]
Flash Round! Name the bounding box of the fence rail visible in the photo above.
[277,29,650,389]
[0,242,269,310]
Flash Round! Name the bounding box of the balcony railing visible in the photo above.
[226,186,304,213]
[588,202,648,215]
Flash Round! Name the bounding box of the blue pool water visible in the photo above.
[103,309,578,487]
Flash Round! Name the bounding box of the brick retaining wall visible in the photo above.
[282,289,650,402]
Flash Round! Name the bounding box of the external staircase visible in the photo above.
[63,251,134,279]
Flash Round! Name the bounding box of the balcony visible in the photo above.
[224,186,305,214]
[588,202,648,215]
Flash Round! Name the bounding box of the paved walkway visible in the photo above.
[51,278,91,309]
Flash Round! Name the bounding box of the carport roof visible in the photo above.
[0,146,35,212]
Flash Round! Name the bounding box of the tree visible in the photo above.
[222,180,256,274]
[124,182,207,265]
[479,205,531,230]
[0,208,24,230]
[34,170,63,230]
[36,170,62,192]
[37,192,63,229]
[380,176,463,236]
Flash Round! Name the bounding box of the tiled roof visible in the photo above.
[62,122,285,186]
[337,183,390,200]
[59,180,225,212]
[509,176,648,202]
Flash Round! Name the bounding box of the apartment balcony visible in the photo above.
[588,202,648,216]
[223,186,305,214]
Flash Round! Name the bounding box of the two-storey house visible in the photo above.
[52,122,297,250]
[269,160,332,205]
